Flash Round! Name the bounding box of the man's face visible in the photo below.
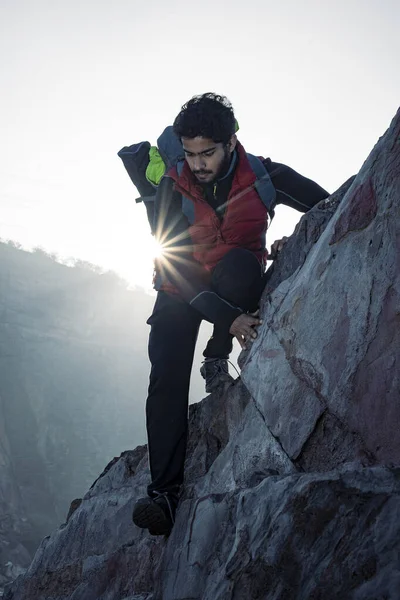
[182,135,236,184]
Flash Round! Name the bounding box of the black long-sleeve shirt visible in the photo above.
[154,157,329,328]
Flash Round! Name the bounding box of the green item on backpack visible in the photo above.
[146,146,166,187]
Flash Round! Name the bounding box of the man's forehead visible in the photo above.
[181,136,221,154]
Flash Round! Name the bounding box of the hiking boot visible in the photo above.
[132,492,177,536]
[200,358,234,394]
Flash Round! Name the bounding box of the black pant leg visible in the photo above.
[146,291,201,496]
[203,248,266,359]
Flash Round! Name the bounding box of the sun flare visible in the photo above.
[151,238,164,259]
[107,233,165,290]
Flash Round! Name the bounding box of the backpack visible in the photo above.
[118,126,276,234]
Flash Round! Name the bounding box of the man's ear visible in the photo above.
[228,134,237,153]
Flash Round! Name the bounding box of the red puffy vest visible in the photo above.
[168,141,270,272]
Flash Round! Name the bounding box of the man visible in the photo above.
[132,93,329,536]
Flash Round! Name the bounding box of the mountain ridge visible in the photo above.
[3,107,400,599]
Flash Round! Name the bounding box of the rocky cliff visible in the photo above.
[4,108,400,599]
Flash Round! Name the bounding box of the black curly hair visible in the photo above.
[173,93,236,145]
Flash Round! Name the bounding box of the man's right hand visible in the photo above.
[269,236,288,260]
[229,312,263,350]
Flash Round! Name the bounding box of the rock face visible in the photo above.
[4,109,400,599]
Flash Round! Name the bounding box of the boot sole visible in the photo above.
[132,500,172,536]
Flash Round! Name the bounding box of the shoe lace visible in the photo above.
[227,359,240,378]
[153,491,176,524]
[202,358,240,378]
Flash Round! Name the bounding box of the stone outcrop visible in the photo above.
[3,109,400,599]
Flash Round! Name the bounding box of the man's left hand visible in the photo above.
[229,311,262,350]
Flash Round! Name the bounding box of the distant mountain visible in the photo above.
[0,244,213,587]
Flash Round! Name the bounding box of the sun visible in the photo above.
[106,233,164,290]
[150,237,164,259]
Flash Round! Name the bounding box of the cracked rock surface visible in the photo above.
[4,110,400,599]
[242,108,400,469]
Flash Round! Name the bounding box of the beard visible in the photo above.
[193,146,232,183]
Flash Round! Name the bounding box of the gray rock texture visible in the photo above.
[3,109,400,599]
[241,108,400,469]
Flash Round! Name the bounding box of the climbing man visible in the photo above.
[132,93,329,535]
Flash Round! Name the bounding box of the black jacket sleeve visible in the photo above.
[263,159,329,212]
[153,176,242,328]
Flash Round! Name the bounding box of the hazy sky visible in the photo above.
[1,0,399,288]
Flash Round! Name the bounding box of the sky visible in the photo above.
[1,0,399,290]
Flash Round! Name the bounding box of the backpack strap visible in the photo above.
[134,195,156,233]
[136,195,155,205]
[175,154,277,225]
[246,153,276,217]
[176,161,196,224]
[176,160,185,176]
